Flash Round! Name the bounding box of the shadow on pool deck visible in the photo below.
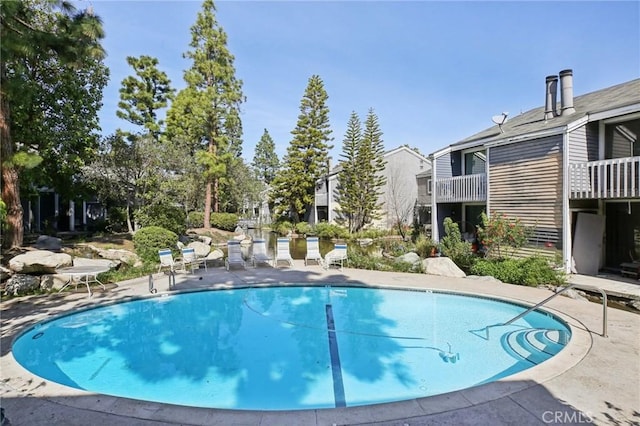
[1,263,638,425]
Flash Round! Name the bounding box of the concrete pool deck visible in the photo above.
[1,263,638,425]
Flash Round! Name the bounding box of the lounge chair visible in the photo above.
[274,238,294,267]
[324,243,348,271]
[225,240,246,270]
[251,238,272,267]
[158,249,177,273]
[304,237,323,266]
[181,247,207,273]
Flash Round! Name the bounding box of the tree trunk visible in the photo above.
[0,91,24,249]
[212,177,219,213]
[203,181,212,229]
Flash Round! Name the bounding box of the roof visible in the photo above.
[448,78,640,150]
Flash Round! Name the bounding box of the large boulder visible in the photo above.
[188,241,211,258]
[422,257,466,278]
[34,235,62,251]
[87,245,141,267]
[207,248,224,261]
[4,274,41,296]
[72,257,118,269]
[396,252,421,266]
[9,250,72,274]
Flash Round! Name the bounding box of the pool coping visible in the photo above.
[1,265,638,425]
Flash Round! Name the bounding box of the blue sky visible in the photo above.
[88,0,639,163]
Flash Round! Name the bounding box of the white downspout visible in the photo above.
[486,147,491,215]
[562,132,572,274]
[431,157,439,242]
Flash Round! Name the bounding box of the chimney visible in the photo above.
[559,69,575,115]
[544,75,558,120]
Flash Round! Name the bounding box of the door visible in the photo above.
[572,212,605,275]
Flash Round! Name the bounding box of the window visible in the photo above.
[427,178,432,195]
[463,150,486,175]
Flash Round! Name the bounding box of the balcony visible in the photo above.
[435,173,487,203]
[570,156,639,199]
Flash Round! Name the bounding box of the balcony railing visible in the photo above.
[435,173,487,203]
[569,156,639,199]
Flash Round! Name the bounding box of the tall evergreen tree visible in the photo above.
[270,75,333,222]
[335,112,363,233]
[357,108,386,230]
[165,0,243,227]
[252,129,280,185]
[117,55,174,139]
[1,0,107,248]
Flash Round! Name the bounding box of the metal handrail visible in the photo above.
[484,283,608,338]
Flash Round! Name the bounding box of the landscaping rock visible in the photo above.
[40,274,70,292]
[207,249,224,261]
[34,235,62,251]
[89,245,141,267]
[198,235,212,246]
[72,257,118,269]
[8,250,72,274]
[422,257,466,278]
[396,252,421,265]
[0,265,12,283]
[4,274,41,296]
[188,241,211,258]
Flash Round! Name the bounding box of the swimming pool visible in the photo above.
[12,285,570,410]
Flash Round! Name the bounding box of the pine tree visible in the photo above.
[270,75,333,222]
[117,55,174,140]
[357,108,387,230]
[252,129,280,185]
[335,112,363,233]
[165,0,244,227]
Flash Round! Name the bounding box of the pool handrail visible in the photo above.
[485,283,607,338]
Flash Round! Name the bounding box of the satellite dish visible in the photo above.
[491,112,509,125]
[491,112,509,133]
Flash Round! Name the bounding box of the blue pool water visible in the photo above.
[12,285,570,410]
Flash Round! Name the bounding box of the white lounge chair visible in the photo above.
[158,249,177,273]
[225,240,246,270]
[251,238,272,267]
[324,243,348,271]
[274,238,294,267]
[304,237,323,266]
[181,247,207,273]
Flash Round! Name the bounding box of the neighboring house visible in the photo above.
[21,188,106,233]
[310,145,432,229]
[430,70,639,275]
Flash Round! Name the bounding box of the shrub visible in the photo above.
[295,221,313,236]
[314,222,349,239]
[476,211,531,259]
[273,220,293,236]
[354,227,387,240]
[439,218,474,271]
[187,211,205,228]
[470,256,565,286]
[210,212,238,231]
[135,204,186,236]
[133,226,179,264]
[414,234,438,258]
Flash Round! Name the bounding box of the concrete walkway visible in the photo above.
[1,263,638,425]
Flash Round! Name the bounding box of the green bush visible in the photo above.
[133,226,179,264]
[295,221,313,236]
[210,212,238,231]
[439,218,474,271]
[187,211,205,228]
[414,234,438,258]
[273,220,293,236]
[135,204,186,236]
[314,222,349,239]
[470,256,565,286]
[354,227,387,239]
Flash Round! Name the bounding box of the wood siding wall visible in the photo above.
[435,153,452,179]
[568,122,599,163]
[489,135,563,243]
